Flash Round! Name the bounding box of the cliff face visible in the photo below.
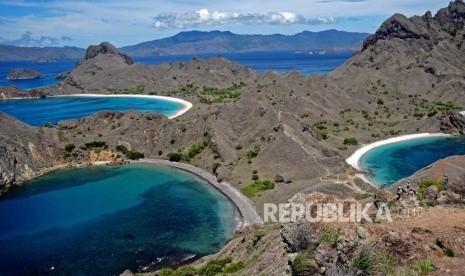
[0,113,61,191]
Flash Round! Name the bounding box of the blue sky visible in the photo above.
[0,0,453,48]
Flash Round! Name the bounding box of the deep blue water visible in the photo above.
[0,51,352,90]
[0,95,184,126]
[359,136,465,187]
[0,59,79,90]
[0,164,235,275]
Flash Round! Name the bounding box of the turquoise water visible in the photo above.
[0,96,185,126]
[0,164,235,275]
[359,136,465,187]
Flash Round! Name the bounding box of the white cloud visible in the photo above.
[0,31,73,47]
[152,9,337,29]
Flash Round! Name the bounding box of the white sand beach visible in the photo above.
[345,133,451,171]
[53,94,193,119]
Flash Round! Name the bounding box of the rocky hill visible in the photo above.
[120,30,369,56]
[7,68,42,80]
[5,1,465,208]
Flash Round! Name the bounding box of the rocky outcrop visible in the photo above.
[83,42,133,65]
[362,13,431,50]
[0,113,61,192]
[439,111,465,134]
[7,68,43,80]
[362,0,465,51]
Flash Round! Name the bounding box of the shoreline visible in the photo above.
[131,159,263,229]
[346,133,451,185]
[52,94,193,119]
[1,93,193,119]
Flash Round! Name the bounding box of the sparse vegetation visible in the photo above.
[418,179,445,196]
[414,259,435,275]
[65,144,75,152]
[445,247,456,257]
[197,83,246,104]
[343,137,358,146]
[321,229,339,246]
[115,145,144,160]
[187,142,206,158]
[84,141,107,149]
[167,152,183,162]
[245,146,260,160]
[291,251,316,276]
[241,180,275,197]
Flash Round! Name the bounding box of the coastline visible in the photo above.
[52,94,193,119]
[1,93,193,119]
[131,158,263,228]
[345,133,451,185]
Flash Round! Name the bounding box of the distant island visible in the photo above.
[0,30,369,61]
[7,69,43,80]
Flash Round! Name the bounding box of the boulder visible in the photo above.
[437,190,463,205]
[423,185,439,201]
[439,111,465,135]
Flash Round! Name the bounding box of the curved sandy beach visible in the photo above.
[131,158,263,228]
[345,133,451,171]
[52,94,193,119]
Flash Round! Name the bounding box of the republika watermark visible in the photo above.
[263,202,395,223]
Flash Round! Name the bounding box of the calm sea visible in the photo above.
[0,51,352,90]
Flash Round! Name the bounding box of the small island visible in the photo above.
[7,69,43,80]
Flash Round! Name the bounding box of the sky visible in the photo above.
[0,0,454,48]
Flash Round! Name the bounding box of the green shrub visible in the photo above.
[343,137,358,145]
[212,162,221,173]
[252,174,259,180]
[291,251,316,276]
[167,152,183,162]
[319,129,328,140]
[175,265,197,276]
[158,268,176,276]
[246,146,260,160]
[135,84,145,94]
[414,259,435,275]
[115,145,144,160]
[187,142,205,158]
[321,229,339,246]
[241,180,275,197]
[299,112,309,119]
[445,247,455,257]
[223,261,245,273]
[351,245,376,274]
[418,179,445,196]
[84,141,107,148]
[198,258,232,276]
[65,144,75,152]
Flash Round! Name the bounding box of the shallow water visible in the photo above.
[0,96,184,126]
[359,136,465,187]
[0,164,235,275]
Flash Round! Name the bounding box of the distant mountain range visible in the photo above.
[0,30,370,61]
[120,30,370,56]
[0,45,85,62]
